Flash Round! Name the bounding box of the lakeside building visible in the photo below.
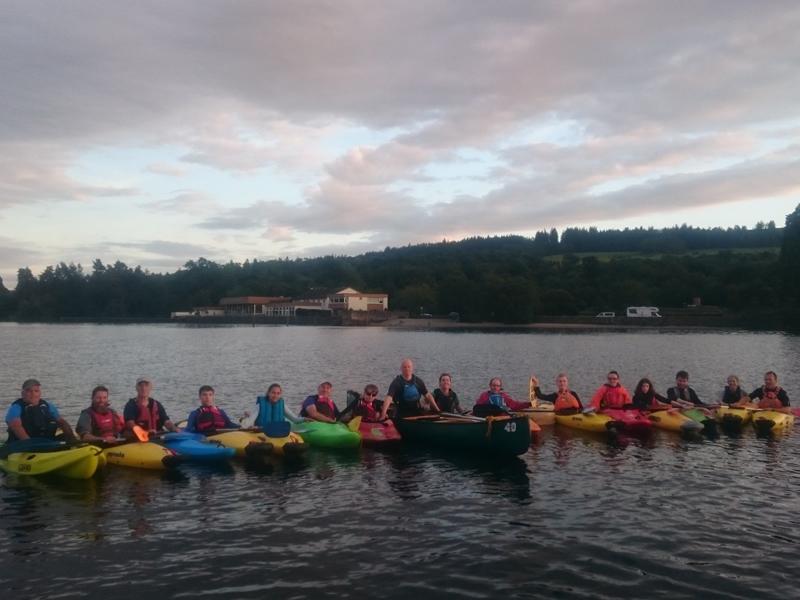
[171,289,388,320]
[327,288,389,311]
[219,296,291,316]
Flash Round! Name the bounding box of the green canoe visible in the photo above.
[395,414,531,456]
[290,420,361,449]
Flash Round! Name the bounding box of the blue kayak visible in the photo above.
[161,432,235,463]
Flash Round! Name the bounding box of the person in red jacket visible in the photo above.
[76,385,125,442]
[591,371,632,410]
[475,377,532,412]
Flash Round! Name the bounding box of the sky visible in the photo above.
[1,1,799,289]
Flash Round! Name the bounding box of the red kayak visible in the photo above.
[601,409,653,435]
[359,419,402,445]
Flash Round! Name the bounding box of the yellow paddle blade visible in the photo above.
[347,416,362,432]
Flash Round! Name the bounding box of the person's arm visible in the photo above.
[776,390,791,413]
[451,391,467,414]
[56,417,78,442]
[379,395,393,420]
[157,403,178,432]
[305,404,337,423]
[503,393,532,411]
[424,391,440,412]
[590,387,605,410]
[184,410,198,433]
[76,411,102,442]
[689,389,706,406]
[652,392,670,409]
[475,391,490,406]
[221,409,239,429]
[7,418,30,441]
[535,388,558,403]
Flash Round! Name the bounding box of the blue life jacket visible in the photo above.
[488,392,505,408]
[402,382,421,404]
[256,395,286,427]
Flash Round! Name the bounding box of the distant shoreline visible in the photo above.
[2,315,793,333]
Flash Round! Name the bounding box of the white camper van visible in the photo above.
[626,306,662,318]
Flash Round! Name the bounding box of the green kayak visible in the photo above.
[682,408,718,436]
[290,421,361,449]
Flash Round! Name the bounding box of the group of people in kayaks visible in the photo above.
[2,356,792,446]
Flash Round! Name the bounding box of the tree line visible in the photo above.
[0,211,797,324]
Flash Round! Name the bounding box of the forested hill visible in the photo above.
[0,215,798,324]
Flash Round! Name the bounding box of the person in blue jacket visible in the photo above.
[5,378,77,442]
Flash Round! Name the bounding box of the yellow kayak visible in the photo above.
[648,409,704,434]
[555,411,616,433]
[518,405,556,427]
[207,431,274,459]
[102,441,180,470]
[752,410,795,435]
[0,443,105,479]
[213,428,307,458]
[716,406,752,429]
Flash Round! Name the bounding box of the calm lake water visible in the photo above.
[1,323,798,599]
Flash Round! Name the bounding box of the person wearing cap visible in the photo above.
[4,379,78,442]
[300,381,341,423]
[76,385,125,442]
[122,377,179,435]
[185,385,240,433]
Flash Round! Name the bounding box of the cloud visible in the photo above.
[1,1,799,268]
[143,191,219,213]
[146,163,187,177]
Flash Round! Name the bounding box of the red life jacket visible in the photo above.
[554,390,581,412]
[758,386,783,409]
[136,400,161,431]
[354,398,379,421]
[89,408,123,439]
[314,396,336,419]
[195,406,227,432]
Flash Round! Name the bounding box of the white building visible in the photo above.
[327,288,389,311]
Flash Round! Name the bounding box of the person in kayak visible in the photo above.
[433,373,466,414]
[630,378,671,411]
[590,371,632,410]
[347,384,385,422]
[530,373,582,413]
[475,377,532,413]
[185,385,240,433]
[254,383,288,426]
[5,378,78,442]
[300,381,341,423]
[667,370,708,406]
[721,374,750,406]
[380,358,440,419]
[123,377,179,437]
[749,371,791,413]
[76,385,125,442]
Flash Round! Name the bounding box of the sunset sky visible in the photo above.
[1,1,799,287]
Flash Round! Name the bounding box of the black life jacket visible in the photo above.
[9,398,58,442]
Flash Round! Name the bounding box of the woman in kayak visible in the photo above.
[433,373,466,414]
[185,385,240,433]
[721,374,750,406]
[474,377,532,414]
[530,373,582,413]
[590,371,632,410]
[630,378,671,411]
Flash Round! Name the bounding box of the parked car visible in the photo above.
[595,311,616,318]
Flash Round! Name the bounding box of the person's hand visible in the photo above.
[530,375,539,387]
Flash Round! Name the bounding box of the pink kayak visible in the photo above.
[359,419,402,445]
[601,409,654,435]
